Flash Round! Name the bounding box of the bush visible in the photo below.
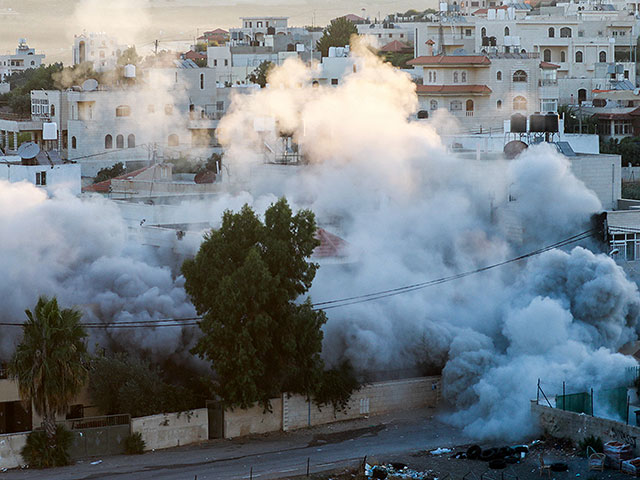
[21,425,74,468]
[578,435,603,457]
[124,432,146,454]
[94,162,125,184]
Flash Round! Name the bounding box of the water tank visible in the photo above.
[124,64,136,78]
[510,113,526,133]
[529,113,546,132]
[328,47,337,57]
[544,113,559,132]
[504,140,528,159]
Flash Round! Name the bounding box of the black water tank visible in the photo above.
[510,113,526,133]
[530,113,546,132]
[544,113,559,132]
[417,110,429,119]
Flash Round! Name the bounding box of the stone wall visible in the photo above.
[0,432,27,470]
[131,408,208,451]
[531,401,640,454]
[224,398,283,439]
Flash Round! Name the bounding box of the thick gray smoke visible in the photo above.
[1,41,638,441]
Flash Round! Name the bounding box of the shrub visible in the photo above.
[21,425,74,468]
[578,435,603,457]
[124,432,146,454]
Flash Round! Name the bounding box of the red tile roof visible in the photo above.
[183,50,207,61]
[408,55,491,66]
[313,229,349,258]
[340,13,366,22]
[380,40,413,53]
[416,84,492,94]
[473,5,508,14]
[539,61,560,69]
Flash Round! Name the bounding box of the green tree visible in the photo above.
[94,162,125,184]
[316,17,358,57]
[117,46,142,67]
[247,60,274,88]
[183,199,328,409]
[0,63,63,116]
[9,296,88,442]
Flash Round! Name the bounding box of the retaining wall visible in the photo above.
[224,376,441,439]
[131,408,208,451]
[0,432,27,469]
[531,401,640,454]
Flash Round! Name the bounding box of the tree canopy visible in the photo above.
[316,17,358,57]
[183,199,331,409]
[9,296,88,441]
[247,60,274,88]
[0,63,63,116]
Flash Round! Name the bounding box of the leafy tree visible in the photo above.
[381,52,414,69]
[183,199,329,409]
[94,162,125,183]
[316,17,358,57]
[247,60,274,88]
[117,46,142,67]
[9,296,89,442]
[601,136,640,165]
[0,63,63,116]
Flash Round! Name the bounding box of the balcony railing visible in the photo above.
[539,79,558,86]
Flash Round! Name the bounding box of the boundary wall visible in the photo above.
[0,432,27,470]
[131,408,208,451]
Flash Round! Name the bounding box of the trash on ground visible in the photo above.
[90,460,103,465]
[430,448,452,455]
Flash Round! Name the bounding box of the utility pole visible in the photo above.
[155,39,159,55]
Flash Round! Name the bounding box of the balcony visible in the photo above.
[539,79,558,86]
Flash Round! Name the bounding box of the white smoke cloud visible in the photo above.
[72,0,152,45]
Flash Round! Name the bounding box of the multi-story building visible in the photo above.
[0,39,45,81]
[72,32,128,73]
[230,17,290,46]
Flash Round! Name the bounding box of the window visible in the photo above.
[200,73,204,90]
[481,27,487,37]
[599,50,607,62]
[105,134,113,149]
[465,29,472,36]
[224,59,228,66]
[496,70,502,81]
[430,99,438,110]
[116,134,124,148]
[257,21,262,28]
[400,33,405,38]
[213,59,218,66]
[35,171,46,186]
[71,136,77,149]
[541,99,557,112]
[504,26,510,36]
[543,49,551,62]
[453,72,459,83]
[428,71,432,82]
[168,134,179,146]
[614,120,632,135]
[497,100,502,109]
[331,78,339,85]
[450,100,462,111]
[216,101,224,111]
[625,70,630,79]
[513,96,527,110]
[128,134,135,148]
[512,70,527,82]
[50,104,55,116]
[548,27,555,38]
[116,105,131,117]
[561,51,566,62]
[165,104,173,115]
[466,99,474,111]
[461,71,467,82]
[560,27,571,38]
[575,50,583,63]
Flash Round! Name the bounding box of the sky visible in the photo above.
[0,0,438,65]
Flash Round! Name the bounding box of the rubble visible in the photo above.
[364,462,438,479]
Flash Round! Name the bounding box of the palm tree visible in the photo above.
[9,296,88,443]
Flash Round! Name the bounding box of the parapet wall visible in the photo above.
[531,401,640,454]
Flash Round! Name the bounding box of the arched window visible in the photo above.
[200,73,204,90]
[599,50,607,62]
[127,134,135,148]
[578,88,587,104]
[430,99,438,110]
[105,134,113,149]
[543,49,551,62]
[513,70,527,82]
[168,134,179,146]
[504,26,510,36]
[513,96,527,110]
[116,134,124,149]
[453,71,459,83]
[548,27,555,38]
[116,105,131,117]
[50,104,55,116]
[497,100,502,109]
[496,70,502,81]
[466,99,474,111]
[481,27,487,37]
[71,136,77,149]
[560,27,571,38]
[461,71,467,82]
[560,51,566,62]
[575,50,583,63]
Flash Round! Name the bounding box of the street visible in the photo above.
[0,408,472,480]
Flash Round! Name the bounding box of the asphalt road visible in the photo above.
[0,408,472,480]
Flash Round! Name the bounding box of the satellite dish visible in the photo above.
[82,79,98,92]
[17,142,40,160]
[503,140,528,160]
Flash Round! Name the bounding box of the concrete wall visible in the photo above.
[569,153,621,211]
[131,408,208,451]
[0,432,27,469]
[622,167,640,182]
[224,376,441,439]
[531,401,640,453]
[224,398,283,438]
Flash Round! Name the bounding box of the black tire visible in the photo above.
[467,445,482,460]
[489,459,507,470]
[372,467,388,479]
[480,448,499,461]
[390,462,407,470]
[550,462,568,472]
[505,455,519,464]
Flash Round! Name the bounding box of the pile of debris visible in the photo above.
[363,461,437,479]
[447,444,530,469]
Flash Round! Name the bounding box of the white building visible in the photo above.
[0,155,81,195]
[0,39,45,81]
[72,33,128,73]
[230,17,290,46]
